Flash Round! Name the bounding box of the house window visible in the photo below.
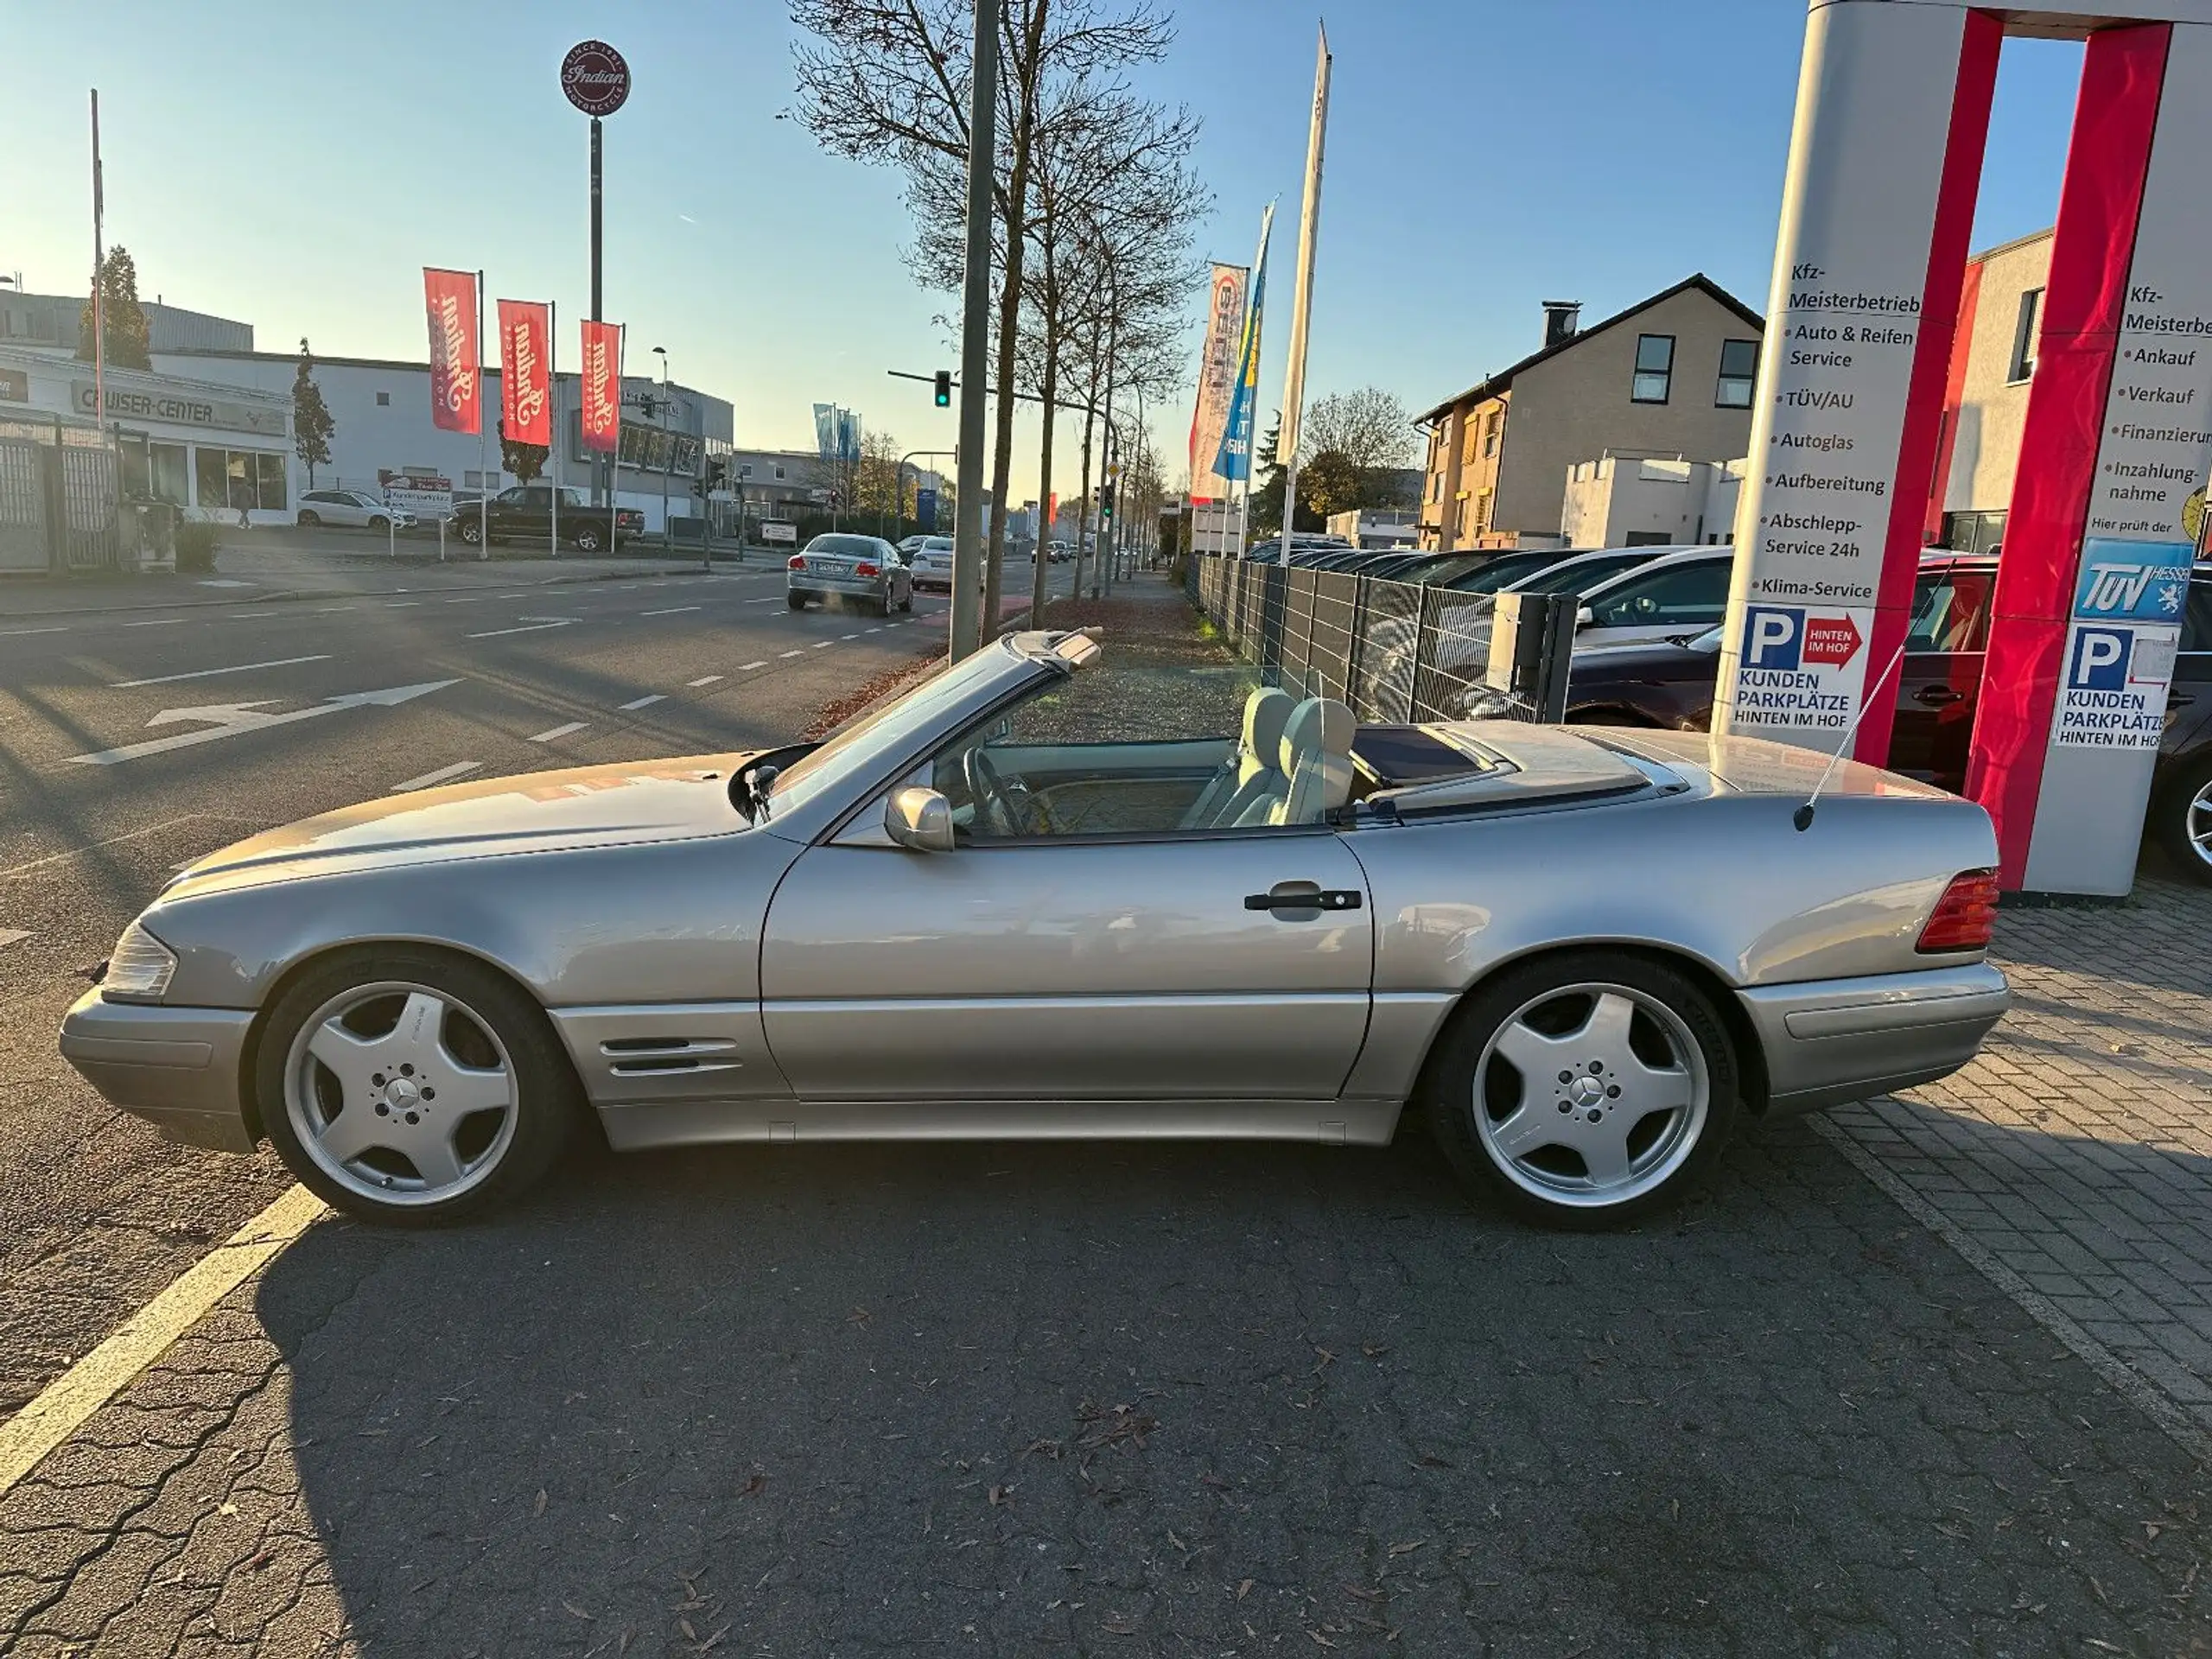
[376,391,391,406]
[2009,288,2043,383]
[774,465,786,480]
[1632,334,1675,404]
[1482,411,1500,458]
[149,442,188,505]
[1715,338,1758,407]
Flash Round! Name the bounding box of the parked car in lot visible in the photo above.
[1516,553,2212,884]
[454,484,641,552]
[62,628,2007,1230]
[787,532,913,615]
[296,489,412,532]
[908,536,956,593]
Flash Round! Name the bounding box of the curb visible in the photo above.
[0,561,765,621]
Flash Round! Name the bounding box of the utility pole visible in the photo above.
[89,90,106,442]
[949,0,999,660]
[1092,324,1116,601]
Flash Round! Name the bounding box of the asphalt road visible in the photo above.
[0,562,975,1423]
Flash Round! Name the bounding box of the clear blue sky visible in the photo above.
[8,1,2082,500]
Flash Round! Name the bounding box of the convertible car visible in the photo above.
[60,630,2009,1228]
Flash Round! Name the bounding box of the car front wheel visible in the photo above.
[1423,950,1738,1228]
[573,526,604,553]
[787,591,809,610]
[2155,753,2212,885]
[458,518,482,545]
[368,515,390,532]
[296,510,320,527]
[256,949,587,1226]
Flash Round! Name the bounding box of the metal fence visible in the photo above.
[1189,552,1509,724]
[0,416,127,573]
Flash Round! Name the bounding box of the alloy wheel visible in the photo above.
[283,981,518,1208]
[2187,779,2212,872]
[1471,981,1708,1209]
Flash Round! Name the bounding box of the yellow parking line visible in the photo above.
[0,1184,326,1497]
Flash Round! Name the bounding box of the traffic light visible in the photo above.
[1098,481,1116,523]
[932,370,952,408]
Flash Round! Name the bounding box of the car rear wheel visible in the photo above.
[296,509,321,527]
[2154,753,2212,886]
[256,949,587,1226]
[1423,950,1738,1228]
[788,591,809,610]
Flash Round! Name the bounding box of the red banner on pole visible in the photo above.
[423,269,481,435]
[580,319,622,454]
[497,300,553,448]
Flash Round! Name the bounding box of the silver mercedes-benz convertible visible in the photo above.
[60,629,2009,1228]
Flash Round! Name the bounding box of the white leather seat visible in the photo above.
[1233,696,1357,826]
[1184,687,1293,828]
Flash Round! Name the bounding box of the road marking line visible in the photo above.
[112,654,332,689]
[0,626,67,637]
[497,593,530,599]
[841,632,861,640]
[123,618,185,627]
[866,627,883,634]
[445,596,491,604]
[746,597,780,605]
[529,721,588,742]
[222,611,279,620]
[385,601,422,607]
[394,760,482,791]
[67,682,460,766]
[642,606,701,616]
[688,675,724,687]
[812,640,835,649]
[0,816,217,880]
[618,694,666,711]
[779,649,804,658]
[0,928,29,950]
[313,606,357,614]
[0,1185,326,1500]
[738,661,767,672]
[467,620,575,639]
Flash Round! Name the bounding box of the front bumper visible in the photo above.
[1738,961,2009,1117]
[58,987,258,1153]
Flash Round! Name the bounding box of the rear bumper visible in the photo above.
[789,575,887,601]
[1738,962,2009,1117]
[57,987,258,1154]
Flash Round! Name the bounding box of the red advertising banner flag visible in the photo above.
[497,300,553,448]
[422,268,481,435]
[579,319,622,454]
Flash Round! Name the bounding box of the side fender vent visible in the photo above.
[599,1036,743,1077]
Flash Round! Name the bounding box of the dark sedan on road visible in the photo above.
[1508,553,2212,882]
[455,485,643,553]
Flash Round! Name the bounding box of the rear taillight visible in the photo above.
[788,555,805,569]
[856,562,880,577]
[1916,869,1999,953]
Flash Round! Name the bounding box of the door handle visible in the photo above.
[1244,881,1363,913]
[1914,685,1964,707]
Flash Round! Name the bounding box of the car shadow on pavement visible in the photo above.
[247,1122,2212,1656]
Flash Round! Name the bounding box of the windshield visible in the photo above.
[1454,551,1559,592]
[762,646,1024,818]
[1515,550,1652,596]
[804,534,883,556]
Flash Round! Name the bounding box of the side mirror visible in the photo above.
[1575,605,1595,628]
[885,785,956,854]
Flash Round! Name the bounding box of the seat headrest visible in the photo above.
[1279,696,1355,774]
[1243,687,1293,765]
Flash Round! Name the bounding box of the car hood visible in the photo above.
[165,753,761,894]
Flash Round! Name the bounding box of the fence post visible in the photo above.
[1345,576,1370,715]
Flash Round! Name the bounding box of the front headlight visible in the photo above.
[102,919,178,1003]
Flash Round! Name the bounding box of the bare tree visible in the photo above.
[1298,387,1417,472]
[790,0,1177,634]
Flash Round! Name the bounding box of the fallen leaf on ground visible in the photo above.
[1387,1540,1425,1557]
[739,1473,766,1498]
[563,1601,594,1620]
[534,1490,549,1517]
[1237,1579,1254,1600]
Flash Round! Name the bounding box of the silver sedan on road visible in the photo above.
[786,532,912,616]
[60,630,2008,1229]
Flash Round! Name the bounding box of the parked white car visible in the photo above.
[296,489,414,531]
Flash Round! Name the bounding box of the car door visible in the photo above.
[1890,565,1993,789]
[1576,555,1732,649]
[758,687,1376,1104]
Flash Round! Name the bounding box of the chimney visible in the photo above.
[1542,300,1582,348]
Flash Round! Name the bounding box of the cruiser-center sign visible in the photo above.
[562,41,631,118]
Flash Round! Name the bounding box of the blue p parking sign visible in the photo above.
[1742,606,1805,671]
[2067,626,2133,690]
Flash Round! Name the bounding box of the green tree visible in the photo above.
[78,246,152,371]
[292,338,336,488]
[497,420,549,486]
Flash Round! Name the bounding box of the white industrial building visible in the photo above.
[1560,454,1745,549]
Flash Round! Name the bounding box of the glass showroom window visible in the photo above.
[1716,339,1758,407]
[1632,334,1675,404]
[149,442,188,505]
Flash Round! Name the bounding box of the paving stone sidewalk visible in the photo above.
[1825,874,2212,1451]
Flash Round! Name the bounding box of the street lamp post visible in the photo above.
[651,346,671,547]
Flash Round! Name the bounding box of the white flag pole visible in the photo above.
[1277,25,1332,567]
[550,298,560,559]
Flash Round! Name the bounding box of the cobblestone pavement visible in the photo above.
[3,1115,2211,1656]
[1825,874,2212,1454]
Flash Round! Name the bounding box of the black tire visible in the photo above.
[787,591,809,610]
[296,510,320,528]
[573,527,604,553]
[367,515,390,533]
[2155,751,2212,886]
[458,518,483,546]
[256,947,588,1227]
[1422,949,1740,1230]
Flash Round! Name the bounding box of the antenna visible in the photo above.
[1791,584,1939,832]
